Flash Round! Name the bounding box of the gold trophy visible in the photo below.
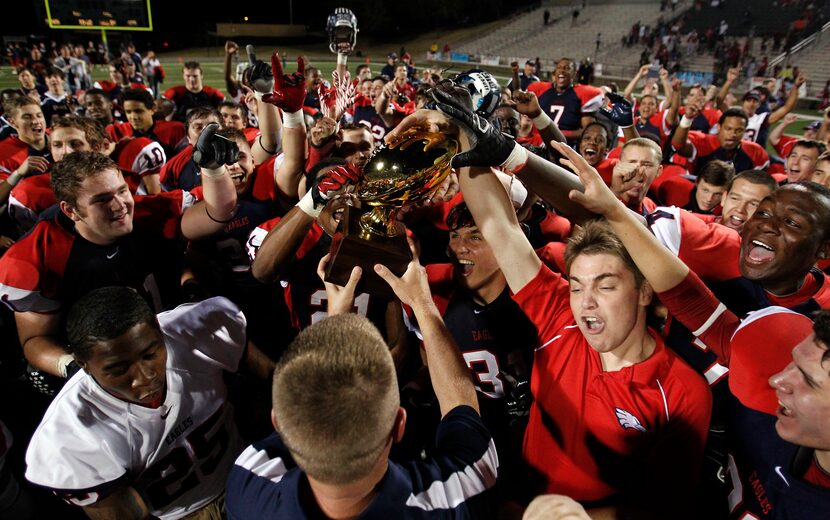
[324,131,458,297]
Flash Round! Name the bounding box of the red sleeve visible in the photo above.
[0,220,69,313]
[728,308,813,415]
[774,136,797,158]
[206,86,225,103]
[742,141,770,170]
[574,85,605,114]
[648,207,742,281]
[246,216,279,262]
[510,263,573,347]
[685,132,719,162]
[162,86,180,101]
[657,271,740,364]
[656,176,694,207]
[703,107,722,128]
[535,210,572,241]
[534,241,567,273]
[527,81,552,97]
[133,191,187,239]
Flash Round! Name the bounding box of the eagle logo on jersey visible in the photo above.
[615,407,647,432]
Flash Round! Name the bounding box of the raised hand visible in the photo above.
[245,45,274,94]
[311,163,363,206]
[599,92,634,127]
[192,122,239,169]
[310,116,338,147]
[317,253,362,316]
[374,237,433,311]
[431,88,515,168]
[260,51,306,113]
[550,140,622,217]
[726,67,741,83]
[511,90,543,117]
[225,41,239,56]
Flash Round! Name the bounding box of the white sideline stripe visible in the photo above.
[405,439,498,511]
[692,303,727,337]
[234,445,289,485]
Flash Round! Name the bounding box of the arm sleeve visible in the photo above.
[657,271,741,364]
[511,264,573,348]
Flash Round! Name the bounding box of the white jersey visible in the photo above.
[743,111,770,143]
[25,297,246,519]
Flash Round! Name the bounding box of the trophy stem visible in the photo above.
[359,206,401,237]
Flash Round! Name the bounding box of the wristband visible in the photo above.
[296,191,322,218]
[200,166,227,179]
[6,172,22,186]
[500,143,530,174]
[509,175,529,208]
[679,115,694,129]
[532,111,553,130]
[253,91,264,101]
[283,109,304,129]
[56,353,75,378]
[337,53,348,66]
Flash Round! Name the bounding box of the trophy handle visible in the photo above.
[359,206,401,237]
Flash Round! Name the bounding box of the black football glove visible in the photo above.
[192,123,239,170]
[245,45,274,94]
[599,92,634,128]
[431,88,516,169]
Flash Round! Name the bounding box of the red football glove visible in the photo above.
[262,52,306,113]
[311,164,363,206]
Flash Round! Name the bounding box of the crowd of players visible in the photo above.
[0,6,830,519]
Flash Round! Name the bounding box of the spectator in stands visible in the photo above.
[40,67,78,125]
[507,60,539,91]
[163,61,225,122]
[380,52,398,80]
[16,67,46,101]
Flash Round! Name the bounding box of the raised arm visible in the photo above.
[251,165,361,282]
[623,65,650,101]
[180,123,238,239]
[768,73,805,125]
[375,242,478,417]
[511,89,567,157]
[665,77,682,128]
[716,67,740,110]
[768,112,798,148]
[223,41,240,98]
[672,99,702,157]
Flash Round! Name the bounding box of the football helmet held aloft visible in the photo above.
[327,8,359,55]
[454,69,501,119]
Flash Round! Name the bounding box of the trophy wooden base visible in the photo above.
[324,206,411,299]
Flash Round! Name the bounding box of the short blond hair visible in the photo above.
[564,219,645,287]
[621,137,663,164]
[272,314,399,484]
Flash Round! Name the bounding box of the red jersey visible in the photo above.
[517,126,544,147]
[656,175,696,207]
[0,136,49,177]
[243,127,260,145]
[773,135,798,159]
[678,106,722,134]
[163,85,225,122]
[160,145,199,192]
[512,264,711,503]
[0,191,194,314]
[106,121,185,157]
[111,137,167,194]
[683,131,769,176]
[647,206,742,282]
[8,173,56,232]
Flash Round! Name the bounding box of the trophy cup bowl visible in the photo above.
[324,132,458,297]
